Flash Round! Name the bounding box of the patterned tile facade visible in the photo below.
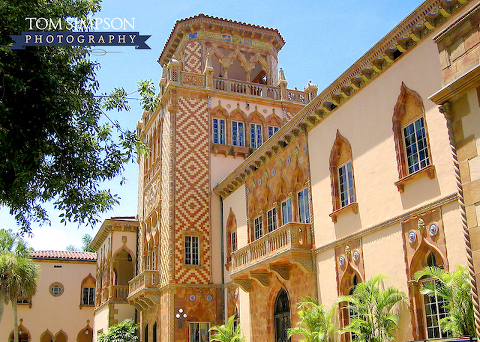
[183,41,203,74]
[160,109,173,286]
[174,96,211,284]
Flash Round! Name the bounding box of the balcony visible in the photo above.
[162,68,310,105]
[127,270,160,310]
[230,223,314,291]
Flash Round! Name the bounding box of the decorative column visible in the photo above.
[278,68,288,101]
[440,102,480,338]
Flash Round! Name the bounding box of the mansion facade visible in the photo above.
[92,1,480,342]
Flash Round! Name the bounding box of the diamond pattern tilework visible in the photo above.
[174,97,211,284]
[184,41,202,74]
[160,110,173,286]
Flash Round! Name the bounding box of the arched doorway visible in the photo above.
[274,289,290,342]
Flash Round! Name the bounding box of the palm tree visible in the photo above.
[0,229,38,342]
[66,234,95,252]
[287,298,336,342]
[338,274,408,342]
[210,315,245,342]
[0,229,31,323]
[414,265,474,337]
[0,253,38,342]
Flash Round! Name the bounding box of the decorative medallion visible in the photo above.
[206,295,213,302]
[272,169,276,176]
[303,145,307,153]
[189,295,196,301]
[258,179,262,186]
[339,256,345,266]
[286,157,291,165]
[246,188,249,195]
[408,231,417,244]
[228,293,232,299]
[353,250,360,261]
[429,223,439,237]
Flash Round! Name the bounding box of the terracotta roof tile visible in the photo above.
[29,250,97,261]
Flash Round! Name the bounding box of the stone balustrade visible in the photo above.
[128,270,159,297]
[162,68,308,104]
[231,222,312,274]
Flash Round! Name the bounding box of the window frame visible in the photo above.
[189,322,210,342]
[267,207,277,233]
[250,123,262,148]
[338,161,355,208]
[231,121,245,147]
[281,198,292,226]
[402,117,430,175]
[298,188,310,224]
[268,126,279,139]
[185,235,200,266]
[82,286,95,306]
[254,216,263,240]
[231,231,237,253]
[213,118,226,145]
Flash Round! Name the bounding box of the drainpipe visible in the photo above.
[220,195,225,323]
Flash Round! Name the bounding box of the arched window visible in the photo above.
[421,252,450,339]
[274,289,291,342]
[392,83,433,191]
[152,322,157,342]
[329,131,357,222]
[80,274,96,306]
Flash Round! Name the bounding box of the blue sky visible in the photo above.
[3,0,423,250]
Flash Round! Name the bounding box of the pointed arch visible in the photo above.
[247,110,265,125]
[112,247,135,287]
[226,208,238,262]
[77,324,93,342]
[329,130,356,215]
[273,288,291,342]
[80,273,96,306]
[40,330,53,342]
[392,82,432,182]
[55,330,67,342]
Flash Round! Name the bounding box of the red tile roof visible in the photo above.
[29,250,97,261]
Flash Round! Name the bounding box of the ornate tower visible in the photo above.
[128,14,315,342]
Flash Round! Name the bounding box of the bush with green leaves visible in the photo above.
[98,319,139,342]
[210,315,245,342]
[415,265,474,337]
[287,298,336,342]
[338,274,408,342]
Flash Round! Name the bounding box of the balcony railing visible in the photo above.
[112,285,129,301]
[163,68,309,104]
[231,222,312,274]
[128,270,159,297]
[213,78,282,101]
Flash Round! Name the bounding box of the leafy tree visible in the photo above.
[66,233,95,252]
[415,265,474,337]
[338,274,408,342]
[288,298,336,342]
[0,0,155,233]
[210,315,245,342]
[98,319,139,342]
[0,230,38,342]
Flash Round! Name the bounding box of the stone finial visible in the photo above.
[204,53,213,71]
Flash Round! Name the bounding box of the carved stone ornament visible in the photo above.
[418,218,425,234]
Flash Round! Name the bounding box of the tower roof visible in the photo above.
[158,13,285,67]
